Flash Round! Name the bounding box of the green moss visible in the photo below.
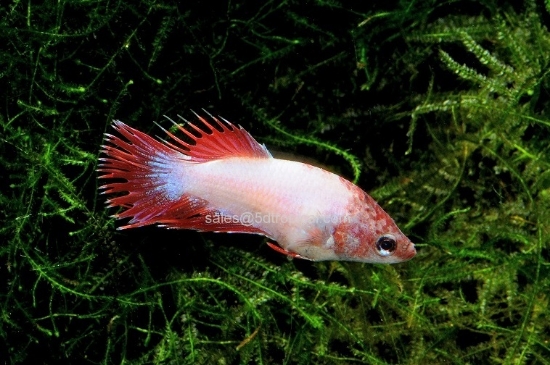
[1,0,550,363]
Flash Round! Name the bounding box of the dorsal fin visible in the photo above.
[158,111,272,162]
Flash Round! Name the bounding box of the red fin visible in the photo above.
[266,242,311,260]
[161,111,271,162]
[98,114,270,230]
[98,120,190,228]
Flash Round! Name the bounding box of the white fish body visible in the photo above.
[98,114,416,263]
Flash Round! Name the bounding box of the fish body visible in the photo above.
[98,114,416,263]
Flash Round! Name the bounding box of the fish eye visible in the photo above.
[376,235,396,256]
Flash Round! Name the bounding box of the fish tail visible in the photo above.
[98,115,271,231]
[98,120,195,229]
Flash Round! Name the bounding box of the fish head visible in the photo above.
[330,193,416,264]
[331,219,416,264]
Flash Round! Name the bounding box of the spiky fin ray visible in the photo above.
[160,113,272,162]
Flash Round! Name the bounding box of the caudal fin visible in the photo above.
[98,120,195,229]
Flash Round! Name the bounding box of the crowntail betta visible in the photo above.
[98,113,416,263]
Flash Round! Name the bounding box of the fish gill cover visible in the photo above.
[1,0,550,364]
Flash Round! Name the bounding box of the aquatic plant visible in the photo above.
[1,0,549,364]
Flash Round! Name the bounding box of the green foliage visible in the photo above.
[1,0,550,364]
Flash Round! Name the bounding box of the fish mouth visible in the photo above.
[402,242,417,261]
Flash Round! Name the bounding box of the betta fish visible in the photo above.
[98,113,416,263]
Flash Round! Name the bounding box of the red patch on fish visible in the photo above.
[98,113,416,263]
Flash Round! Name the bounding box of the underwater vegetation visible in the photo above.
[1,0,550,364]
